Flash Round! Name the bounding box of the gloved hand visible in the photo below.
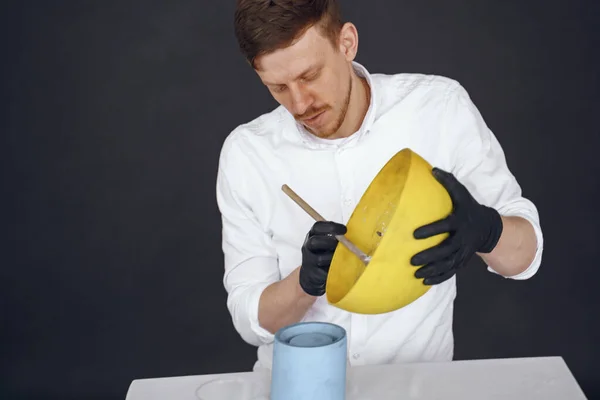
[411,167,503,285]
[299,221,347,296]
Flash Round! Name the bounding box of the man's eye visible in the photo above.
[303,72,319,81]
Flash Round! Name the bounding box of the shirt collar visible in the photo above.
[290,61,378,149]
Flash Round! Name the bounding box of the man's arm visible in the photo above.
[258,266,317,334]
[446,82,543,280]
[411,167,541,284]
[217,133,284,346]
[258,221,347,333]
[216,132,343,344]
[478,215,537,277]
[412,81,543,284]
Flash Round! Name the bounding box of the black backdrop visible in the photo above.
[2,1,599,399]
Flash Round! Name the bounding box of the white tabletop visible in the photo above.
[125,356,587,400]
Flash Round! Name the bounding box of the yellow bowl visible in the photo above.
[325,148,453,314]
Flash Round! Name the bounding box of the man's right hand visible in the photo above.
[299,221,347,296]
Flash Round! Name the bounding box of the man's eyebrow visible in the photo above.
[263,65,321,86]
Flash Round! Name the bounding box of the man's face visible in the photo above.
[254,24,355,139]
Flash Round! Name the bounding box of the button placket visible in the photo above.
[338,145,366,366]
[335,147,355,222]
[349,313,367,366]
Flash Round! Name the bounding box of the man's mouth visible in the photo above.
[303,110,325,123]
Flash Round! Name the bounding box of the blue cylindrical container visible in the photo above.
[270,322,347,400]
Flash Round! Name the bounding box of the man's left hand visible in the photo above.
[410,167,504,285]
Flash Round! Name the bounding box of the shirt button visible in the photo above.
[353,353,360,359]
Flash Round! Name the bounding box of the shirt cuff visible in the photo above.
[486,211,544,280]
[246,281,276,343]
[224,255,279,346]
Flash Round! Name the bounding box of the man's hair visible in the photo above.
[234,0,344,69]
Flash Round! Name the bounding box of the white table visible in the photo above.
[125,356,587,400]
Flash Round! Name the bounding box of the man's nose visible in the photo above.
[290,85,313,116]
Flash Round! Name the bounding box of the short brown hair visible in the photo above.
[234,0,344,68]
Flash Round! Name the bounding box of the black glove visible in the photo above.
[299,221,347,296]
[410,167,503,285]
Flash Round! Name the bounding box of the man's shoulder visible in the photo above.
[368,70,471,117]
[227,105,288,139]
[218,105,290,165]
[371,70,462,98]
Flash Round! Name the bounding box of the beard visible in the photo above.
[298,74,353,139]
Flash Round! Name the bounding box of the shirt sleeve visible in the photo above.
[215,133,280,346]
[441,82,544,280]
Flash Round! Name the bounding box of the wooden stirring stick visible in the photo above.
[281,184,371,265]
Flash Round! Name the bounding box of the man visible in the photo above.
[216,0,543,371]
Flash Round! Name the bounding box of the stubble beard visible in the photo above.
[309,74,353,139]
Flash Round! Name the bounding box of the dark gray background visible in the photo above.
[2,1,599,399]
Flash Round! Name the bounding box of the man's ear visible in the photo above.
[338,22,359,61]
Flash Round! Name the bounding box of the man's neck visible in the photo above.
[333,71,371,139]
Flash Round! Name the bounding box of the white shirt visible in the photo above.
[215,61,544,371]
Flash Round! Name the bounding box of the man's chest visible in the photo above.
[246,117,450,277]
